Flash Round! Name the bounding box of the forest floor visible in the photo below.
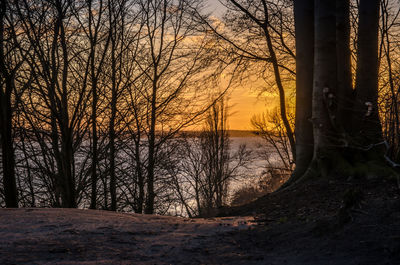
[0,178,399,265]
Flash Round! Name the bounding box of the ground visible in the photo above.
[0,178,399,264]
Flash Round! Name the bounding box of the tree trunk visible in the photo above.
[108,0,121,212]
[145,78,157,214]
[89,1,98,210]
[50,113,63,207]
[290,0,314,181]
[90,85,98,209]
[312,0,338,177]
[353,0,383,146]
[109,93,117,211]
[60,127,76,208]
[0,80,18,208]
[20,132,36,207]
[0,0,18,208]
[59,9,76,208]
[262,18,296,164]
[109,39,117,212]
[135,136,144,213]
[336,0,353,132]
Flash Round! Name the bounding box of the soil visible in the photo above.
[216,177,400,264]
[0,178,399,264]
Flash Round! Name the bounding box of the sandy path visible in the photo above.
[0,208,254,264]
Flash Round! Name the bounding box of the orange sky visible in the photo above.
[205,0,272,130]
[226,87,273,130]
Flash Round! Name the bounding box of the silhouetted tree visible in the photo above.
[169,98,250,217]
[0,0,21,207]
[289,0,395,185]
[75,0,111,210]
[353,0,383,146]
[216,0,296,162]
[379,0,400,162]
[290,0,314,181]
[138,0,216,214]
[336,0,353,132]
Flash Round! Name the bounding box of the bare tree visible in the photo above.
[0,0,26,207]
[170,98,251,217]
[205,0,296,162]
[135,0,217,214]
[73,0,111,209]
[16,0,95,207]
[379,0,400,162]
[0,0,235,212]
[251,109,294,174]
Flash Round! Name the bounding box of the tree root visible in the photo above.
[281,147,400,192]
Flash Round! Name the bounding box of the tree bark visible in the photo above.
[0,1,18,208]
[0,80,18,208]
[90,80,98,209]
[353,0,383,146]
[89,0,99,210]
[261,2,296,164]
[312,0,338,177]
[145,76,157,214]
[290,0,314,181]
[109,30,117,212]
[58,2,76,208]
[336,0,353,133]
[135,136,144,213]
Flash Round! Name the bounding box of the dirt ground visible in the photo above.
[217,178,400,265]
[0,178,399,264]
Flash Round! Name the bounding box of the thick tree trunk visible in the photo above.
[353,0,383,147]
[312,0,338,177]
[284,0,391,187]
[290,0,314,181]
[336,0,353,133]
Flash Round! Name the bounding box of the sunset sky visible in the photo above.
[204,0,272,130]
